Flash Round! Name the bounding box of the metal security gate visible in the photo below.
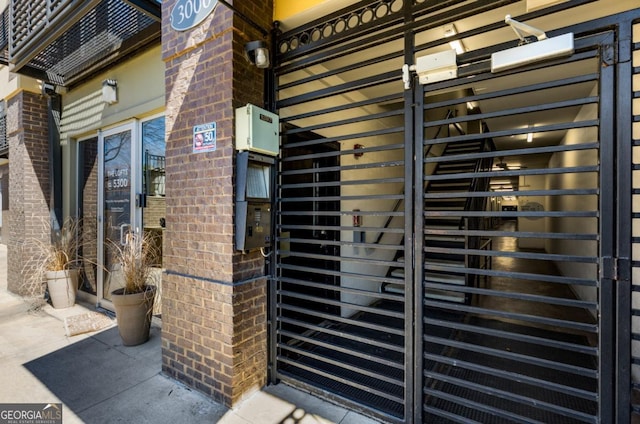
[271,3,638,423]
[417,29,613,422]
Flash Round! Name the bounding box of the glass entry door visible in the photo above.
[98,122,141,307]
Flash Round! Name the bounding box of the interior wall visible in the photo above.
[545,85,598,305]
[517,175,546,249]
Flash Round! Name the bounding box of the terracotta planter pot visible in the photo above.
[111,285,156,346]
[46,269,78,309]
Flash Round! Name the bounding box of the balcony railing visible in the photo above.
[7,0,160,87]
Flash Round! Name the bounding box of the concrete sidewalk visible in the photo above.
[0,244,376,424]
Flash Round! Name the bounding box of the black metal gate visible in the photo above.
[271,3,639,423]
[417,30,613,423]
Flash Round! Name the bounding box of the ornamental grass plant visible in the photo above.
[109,229,161,295]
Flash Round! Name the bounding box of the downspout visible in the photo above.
[43,85,63,234]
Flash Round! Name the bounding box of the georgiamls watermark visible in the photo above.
[0,404,62,424]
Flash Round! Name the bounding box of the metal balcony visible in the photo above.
[2,0,160,87]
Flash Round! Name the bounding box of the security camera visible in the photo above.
[245,40,270,69]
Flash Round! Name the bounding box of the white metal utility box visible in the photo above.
[235,104,279,156]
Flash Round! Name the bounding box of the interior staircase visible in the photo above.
[383,136,493,303]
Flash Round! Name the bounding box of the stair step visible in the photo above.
[425,289,466,303]
[435,166,477,173]
[425,258,465,267]
[424,206,466,211]
[424,235,465,244]
[391,269,404,278]
[383,285,466,303]
[424,218,461,228]
[425,272,465,285]
[383,283,405,295]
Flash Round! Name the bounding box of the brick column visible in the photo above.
[6,91,51,296]
[161,0,272,407]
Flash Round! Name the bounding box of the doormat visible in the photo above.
[64,311,115,337]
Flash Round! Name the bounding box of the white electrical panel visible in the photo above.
[235,104,279,156]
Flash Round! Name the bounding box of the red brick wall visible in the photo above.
[6,91,51,296]
[161,0,272,406]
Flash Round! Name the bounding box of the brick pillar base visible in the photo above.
[6,91,51,296]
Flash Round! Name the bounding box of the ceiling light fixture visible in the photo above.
[444,23,465,54]
[527,132,533,143]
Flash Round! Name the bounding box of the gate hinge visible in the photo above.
[601,256,631,282]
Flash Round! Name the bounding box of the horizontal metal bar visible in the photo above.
[280,177,405,190]
[426,97,598,130]
[279,193,403,203]
[424,317,598,356]
[281,142,403,163]
[280,159,404,176]
[424,165,599,181]
[423,387,530,424]
[277,357,405,404]
[277,264,403,287]
[278,303,405,337]
[278,316,404,353]
[279,238,404,252]
[280,210,404,217]
[283,108,404,137]
[426,188,598,198]
[424,352,597,401]
[424,120,599,146]
[278,263,404,284]
[424,299,598,333]
[423,335,597,378]
[425,210,598,218]
[278,330,404,371]
[423,371,596,423]
[278,225,405,235]
[424,73,599,111]
[277,12,405,73]
[278,276,402,302]
[423,400,484,424]
[281,126,404,150]
[424,141,599,164]
[279,49,403,92]
[278,70,399,109]
[423,228,598,241]
[424,282,598,310]
[281,290,404,319]
[282,92,403,122]
[424,245,598,264]
[424,263,597,287]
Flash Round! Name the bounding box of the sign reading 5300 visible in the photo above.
[171,0,218,32]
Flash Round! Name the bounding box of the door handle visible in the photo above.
[120,224,131,245]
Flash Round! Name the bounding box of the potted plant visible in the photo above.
[24,217,82,309]
[109,229,160,346]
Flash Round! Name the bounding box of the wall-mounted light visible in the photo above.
[527,132,533,143]
[102,79,118,104]
[41,82,57,96]
[245,40,270,69]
